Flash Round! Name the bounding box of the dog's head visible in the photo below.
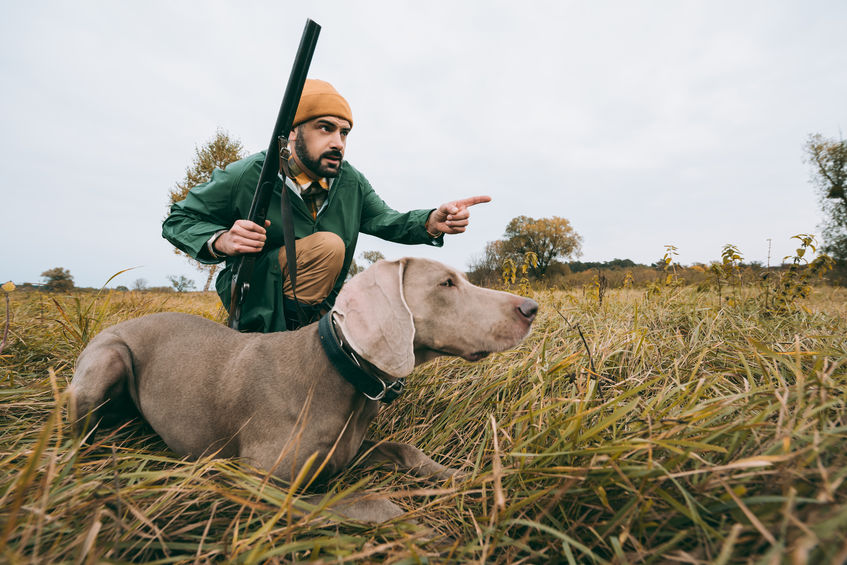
[332,257,537,378]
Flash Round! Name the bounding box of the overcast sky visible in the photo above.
[2,1,845,289]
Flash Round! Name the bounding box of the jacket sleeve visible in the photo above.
[162,164,244,264]
[358,178,444,247]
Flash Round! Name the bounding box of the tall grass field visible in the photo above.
[1,282,846,563]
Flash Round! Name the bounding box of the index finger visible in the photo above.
[455,195,492,208]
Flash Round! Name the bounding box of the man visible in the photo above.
[163,79,489,332]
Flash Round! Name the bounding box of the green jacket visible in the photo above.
[162,151,442,332]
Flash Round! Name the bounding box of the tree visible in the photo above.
[346,258,362,279]
[167,275,196,293]
[132,278,148,291]
[502,216,582,278]
[169,129,247,290]
[467,240,509,286]
[806,133,847,259]
[359,250,386,266]
[41,267,74,292]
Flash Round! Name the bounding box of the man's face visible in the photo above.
[291,116,351,178]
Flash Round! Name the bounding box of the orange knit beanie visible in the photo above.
[293,79,353,127]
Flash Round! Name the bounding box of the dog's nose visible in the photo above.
[517,299,538,322]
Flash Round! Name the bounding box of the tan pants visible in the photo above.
[278,231,345,305]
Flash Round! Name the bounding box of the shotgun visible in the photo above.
[228,18,321,330]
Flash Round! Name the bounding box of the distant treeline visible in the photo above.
[565,258,641,273]
[12,282,180,293]
[469,258,847,288]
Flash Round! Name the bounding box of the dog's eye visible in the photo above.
[439,278,455,288]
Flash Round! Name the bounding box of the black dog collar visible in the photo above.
[318,313,405,404]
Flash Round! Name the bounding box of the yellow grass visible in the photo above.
[1,284,846,563]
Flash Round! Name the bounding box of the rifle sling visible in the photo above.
[278,144,306,327]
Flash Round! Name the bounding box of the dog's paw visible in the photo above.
[332,496,406,523]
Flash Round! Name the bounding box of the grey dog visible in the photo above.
[69,257,538,521]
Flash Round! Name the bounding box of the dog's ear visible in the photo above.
[333,258,415,378]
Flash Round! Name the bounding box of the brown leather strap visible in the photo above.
[278,140,306,327]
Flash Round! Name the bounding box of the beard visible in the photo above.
[294,135,343,178]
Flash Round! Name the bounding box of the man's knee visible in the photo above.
[279,232,345,270]
[278,231,346,306]
[307,231,345,268]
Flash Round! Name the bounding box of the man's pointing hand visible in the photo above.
[426,195,492,235]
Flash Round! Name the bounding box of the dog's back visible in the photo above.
[70,313,250,452]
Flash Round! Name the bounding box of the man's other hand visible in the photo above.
[215,219,271,256]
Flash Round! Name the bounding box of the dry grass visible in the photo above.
[1,284,846,563]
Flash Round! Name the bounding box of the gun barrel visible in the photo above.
[228,18,321,330]
[245,19,321,228]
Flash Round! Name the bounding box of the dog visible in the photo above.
[68,257,538,521]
